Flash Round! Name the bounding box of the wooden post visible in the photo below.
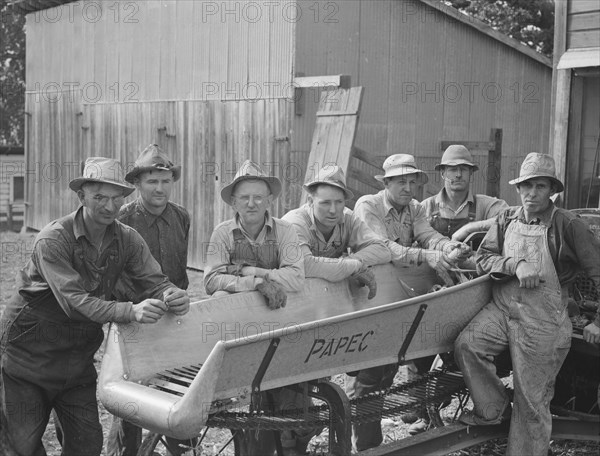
[487,128,502,198]
[550,0,570,204]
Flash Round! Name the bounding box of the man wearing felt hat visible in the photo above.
[421,145,508,241]
[107,144,192,455]
[0,157,189,456]
[204,160,306,455]
[455,153,600,456]
[282,165,390,297]
[350,154,471,445]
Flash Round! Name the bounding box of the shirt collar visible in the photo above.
[233,211,273,233]
[436,188,474,209]
[73,206,118,242]
[135,198,171,226]
[516,202,555,226]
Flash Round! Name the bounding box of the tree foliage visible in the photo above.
[444,0,555,57]
[0,3,26,146]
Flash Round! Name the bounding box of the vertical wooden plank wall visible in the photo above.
[24,1,295,269]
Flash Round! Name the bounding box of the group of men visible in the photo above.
[1,143,599,456]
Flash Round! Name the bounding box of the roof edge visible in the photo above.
[8,0,76,14]
[418,0,552,68]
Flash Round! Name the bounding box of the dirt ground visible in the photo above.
[0,230,597,455]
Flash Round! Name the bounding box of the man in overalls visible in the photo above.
[107,145,191,456]
[455,153,600,456]
[0,157,190,456]
[203,160,306,455]
[351,154,470,443]
[283,165,392,451]
[421,145,508,242]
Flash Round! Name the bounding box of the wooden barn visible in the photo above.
[0,146,25,231]
[13,0,553,268]
[552,0,600,209]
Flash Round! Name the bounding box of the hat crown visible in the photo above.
[304,165,354,199]
[519,153,557,180]
[382,154,418,172]
[440,145,475,167]
[82,157,127,184]
[134,144,174,169]
[310,165,348,188]
[232,160,269,181]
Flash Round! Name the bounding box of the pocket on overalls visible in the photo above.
[516,319,567,360]
[6,313,40,344]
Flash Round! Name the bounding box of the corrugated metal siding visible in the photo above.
[294,0,552,206]
[567,0,600,50]
[26,1,294,101]
[24,96,293,269]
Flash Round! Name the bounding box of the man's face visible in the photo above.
[135,170,173,211]
[232,180,272,226]
[442,165,472,192]
[517,177,554,216]
[385,174,419,207]
[308,185,346,229]
[78,183,125,227]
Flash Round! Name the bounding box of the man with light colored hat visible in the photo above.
[421,145,508,241]
[0,157,190,456]
[107,144,191,455]
[204,160,308,455]
[455,152,600,456]
[282,165,390,296]
[351,154,470,445]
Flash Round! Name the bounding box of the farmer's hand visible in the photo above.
[583,323,600,344]
[256,278,287,309]
[516,261,541,289]
[352,265,377,299]
[132,299,168,323]
[163,287,190,316]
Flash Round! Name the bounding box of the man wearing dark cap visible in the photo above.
[204,160,307,455]
[455,153,600,456]
[0,157,189,456]
[107,145,191,456]
[421,145,508,242]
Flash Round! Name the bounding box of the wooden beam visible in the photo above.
[487,129,502,199]
[292,75,351,89]
[549,0,569,157]
[552,69,572,195]
[566,77,584,209]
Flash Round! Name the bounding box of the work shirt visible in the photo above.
[353,191,448,266]
[477,204,600,325]
[282,203,391,281]
[117,198,190,292]
[9,207,173,324]
[421,189,508,223]
[204,212,304,294]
